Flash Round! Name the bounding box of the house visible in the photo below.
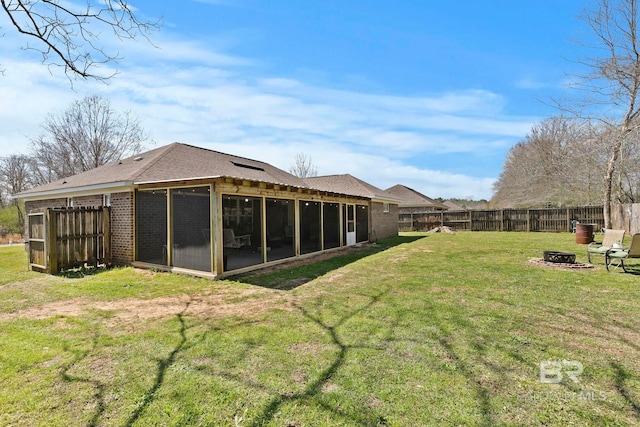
[385,184,448,232]
[385,184,448,212]
[443,200,466,211]
[17,143,399,278]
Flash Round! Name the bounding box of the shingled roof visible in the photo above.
[17,143,399,203]
[385,184,448,209]
[443,200,466,211]
[17,143,310,198]
[305,174,400,203]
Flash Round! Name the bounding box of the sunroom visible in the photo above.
[133,178,371,278]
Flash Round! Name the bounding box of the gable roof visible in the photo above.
[16,143,397,203]
[385,184,448,209]
[17,143,310,199]
[443,200,467,211]
[305,174,400,204]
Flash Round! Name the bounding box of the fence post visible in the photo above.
[103,207,111,266]
[46,209,58,274]
[527,209,531,232]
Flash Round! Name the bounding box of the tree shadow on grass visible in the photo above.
[246,287,393,427]
[59,329,106,427]
[236,235,426,290]
[611,362,640,418]
[123,299,260,426]
[124,308,189,427]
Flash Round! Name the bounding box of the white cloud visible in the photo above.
[0,28,533,199]
[515,77,551,90]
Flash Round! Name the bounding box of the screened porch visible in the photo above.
[134,185,370,276]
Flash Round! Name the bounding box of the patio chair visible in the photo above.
[587,229,625,263]
[223,228,251,249]
[605,233,640,272]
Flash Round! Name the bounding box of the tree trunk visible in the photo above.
[603,136,624,229]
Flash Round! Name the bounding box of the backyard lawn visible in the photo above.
[1,232,639,426]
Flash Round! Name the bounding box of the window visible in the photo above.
[67,197,74,207]
[103,194,111,207]
[383,202,390,213]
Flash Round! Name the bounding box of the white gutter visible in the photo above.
[17,181,136,202]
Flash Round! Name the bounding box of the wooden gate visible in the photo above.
[28,207,111,274]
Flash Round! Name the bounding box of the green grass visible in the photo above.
[1,232,640,426]
[0,204,24,234]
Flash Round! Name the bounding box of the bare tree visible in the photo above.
[289,153,318,178]
[30,94,150,183]
[491,116,604,208]
[0,0,158,80]
[567,0,640,227]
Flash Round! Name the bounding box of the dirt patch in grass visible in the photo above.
[0,287,293,326]
[526,258,595,270]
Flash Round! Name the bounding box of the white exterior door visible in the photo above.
[345,204,356,246]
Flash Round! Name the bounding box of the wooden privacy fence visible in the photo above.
[28,207,111,274]
[399,206,605,233]
[612,203,640,235]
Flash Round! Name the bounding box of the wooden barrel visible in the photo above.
[575,223,594,244]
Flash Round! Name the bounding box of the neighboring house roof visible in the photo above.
[305,174,401,204]
[385,184,448,210]
[443,200,466,210]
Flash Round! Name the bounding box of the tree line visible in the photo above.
[0,95,150,227]
[491,0,640,228]
[490,116,640,208]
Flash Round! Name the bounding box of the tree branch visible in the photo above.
[0,0,159,81]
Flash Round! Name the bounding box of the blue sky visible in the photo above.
[0,0,589,199]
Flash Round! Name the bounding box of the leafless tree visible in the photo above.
[289,153,318,178]
[0,0,158,80]
[491,116,604,208]
[29,94,150,184]
[565,0,640,227]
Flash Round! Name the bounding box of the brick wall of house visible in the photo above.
[73,195,103,207]
[110,192,134,265]
[371,201,399,240]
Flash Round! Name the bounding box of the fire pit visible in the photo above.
[543,251,576,264]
